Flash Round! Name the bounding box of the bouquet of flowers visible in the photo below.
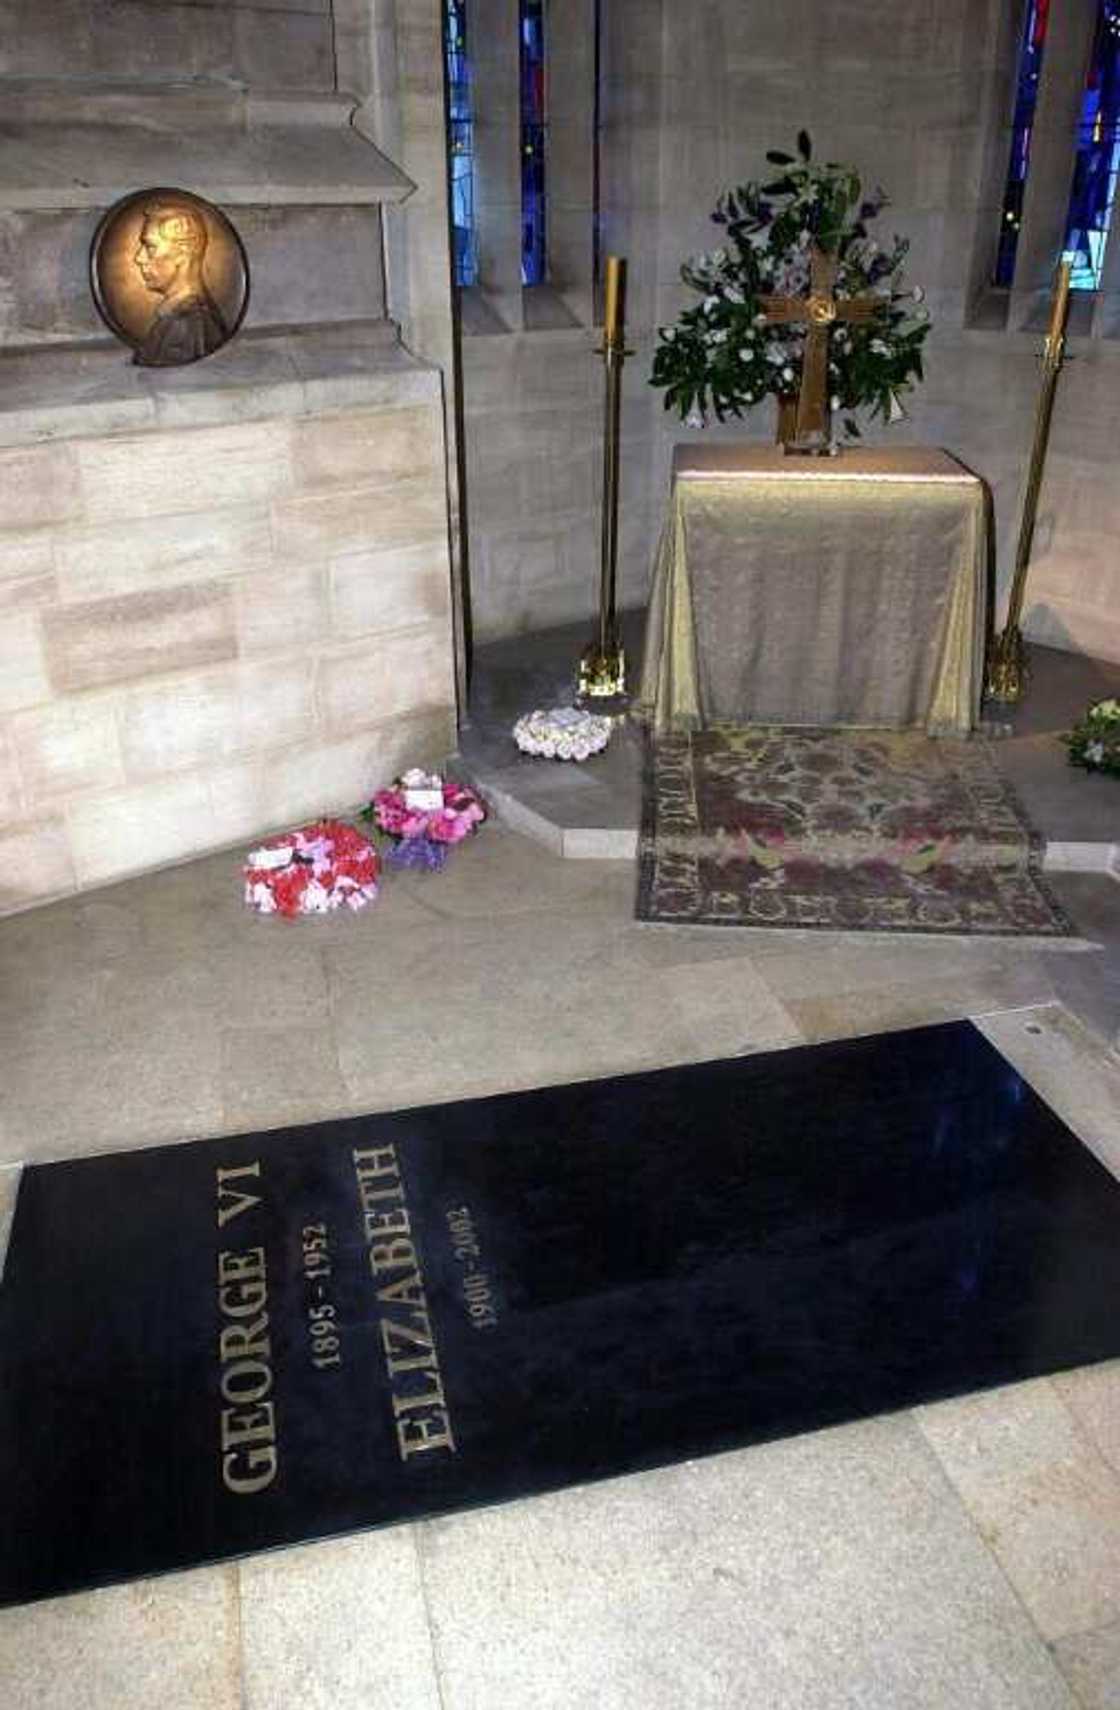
[244,819,380,918]
[651,131,930,436]
[364,768,486,870]
[1065,696,1120,779]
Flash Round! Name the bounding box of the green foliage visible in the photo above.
[1065,697,1120,779]
[650,133,931,434]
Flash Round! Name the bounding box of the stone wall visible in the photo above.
[461,0,657,643]
[464,0,1120,664]
[647,0,1120,664]
[462,331,655,639]
[1,202,388,349]
[335,0,467,702]
[0,0,337,86]
[0,0,463,913]
[0,370,455,913]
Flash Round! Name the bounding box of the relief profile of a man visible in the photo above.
[132,198,228,367]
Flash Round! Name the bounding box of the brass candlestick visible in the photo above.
[578,255,629,707]
[986,260,1072,704]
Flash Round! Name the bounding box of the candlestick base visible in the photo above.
[985,625,1029,705]
[576,639,628,712]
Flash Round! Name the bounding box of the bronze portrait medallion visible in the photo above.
[90,188,249,367]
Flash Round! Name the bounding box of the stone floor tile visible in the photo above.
[0,1164,20,1279]
[1051,1619,1120,1710]
[0,1566,240,1710]
[0,1013,222,1166]
[220,1023,351,1131]
[1052,1361,1120,1477]
[779,961,1057,1045]
[741,935,1056,998]
[1042,874,1120,1049]
[132,842,434,957]
[975,1004,1120,1181]
[394,824,634,921]
[239,1530,441,1710]
[417,1416,1073,1710]
[0,889,145,976]
[915,1377,1120,1642]
[327,910,799,1112]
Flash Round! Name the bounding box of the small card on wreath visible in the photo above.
[400,769,445,813]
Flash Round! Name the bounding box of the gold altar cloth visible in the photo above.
[637,444,988,736]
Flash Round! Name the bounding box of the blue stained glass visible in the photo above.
[445,0,478,288]
[1060,0,1120,288]
[994,0,1051,287]
[520,0,547,285]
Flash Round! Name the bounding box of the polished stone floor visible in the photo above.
[1,826,1120,1707]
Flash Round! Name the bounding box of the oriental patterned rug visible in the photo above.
[637,725,1073,936]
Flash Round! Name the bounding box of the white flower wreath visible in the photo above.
[513,706,612,762]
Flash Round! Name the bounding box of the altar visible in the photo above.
[637,445,989,737]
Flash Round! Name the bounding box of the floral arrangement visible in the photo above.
[1066,696,1120,779]
[363,768,486,870]
[513,705,612,761]
[650,131,930,436]
[244,819,380,918]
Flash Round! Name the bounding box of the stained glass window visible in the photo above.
[994,0,1052,287]
[1060,0,1120,288]
[445,0,478,288]
[520,0,547,285]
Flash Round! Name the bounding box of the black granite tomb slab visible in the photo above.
[2,1020,1120,1607]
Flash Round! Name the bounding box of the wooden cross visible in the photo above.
[759,245,884,448]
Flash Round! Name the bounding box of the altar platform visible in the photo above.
[459,614,1120,876]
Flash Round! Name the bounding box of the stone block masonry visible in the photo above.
[0,380,457,914]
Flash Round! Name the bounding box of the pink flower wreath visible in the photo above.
[366,769,486,870]
[244,819,380,918]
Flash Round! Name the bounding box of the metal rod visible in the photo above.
[599,340,622,657]
[986,261,1072,704]
[577,255,628,706]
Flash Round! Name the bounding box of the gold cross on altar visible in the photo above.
[759,245,883,449]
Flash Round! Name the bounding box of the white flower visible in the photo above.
[830,394,840,410]
[660,326,676,341]
[870,338,890,356]
[703,295,719,313]
[912,286,925,301]
[745,392,755,403]
[1087,740,1105,763]
[685,406,706,430]
[753,312,768,327]
[725,285,744,304]
[782,365,795,382]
